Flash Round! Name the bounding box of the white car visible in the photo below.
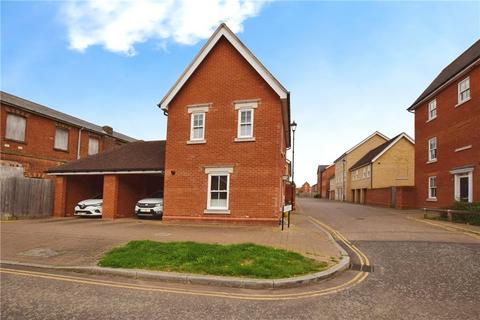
[135,191,163,219]
[74,194,103,217]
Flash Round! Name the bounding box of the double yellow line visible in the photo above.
[308,216,371,269]
[0,218,369,301]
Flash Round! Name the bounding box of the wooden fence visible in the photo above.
[0,176,53,219]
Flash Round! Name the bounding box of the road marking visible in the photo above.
[407,217,480,240]
[308,216,371,267]
[0,267,368,301]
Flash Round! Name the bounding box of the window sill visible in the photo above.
[204,209,230,214]
[426,198,438,202]
[454,145,472,152]
[4,138,27,145]
[234,137,255,142]
[54,148,70,153]
[426,117,437,123]
[187,140,206,144]
[455,97,471,108]
[426,159,437,164]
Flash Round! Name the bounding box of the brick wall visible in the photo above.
[163,37,287,224]
[414,65,480,208]
[366,186,417,209]
[1,103,127,178]
[320,165,335,198]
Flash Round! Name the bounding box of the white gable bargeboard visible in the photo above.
[158,23,288,110]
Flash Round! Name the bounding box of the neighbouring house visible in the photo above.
[318,164,335,199]
[299,182,311,194]
[316,164,328,197]
[329,175,336,200]
[333,131,389,201]
[1,91,136,178]
[158,24,291,224]
[349,133,415,208]
[407,39,480,208]
[48,140,165,219]
[311,183,318,194]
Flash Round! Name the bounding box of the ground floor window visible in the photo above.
[428,176,437,199]
[207,173,229,210]
[454,171,473,202]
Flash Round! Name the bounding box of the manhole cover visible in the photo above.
[19,248,60,258]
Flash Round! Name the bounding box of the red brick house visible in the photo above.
[299,182,311,194]
[407,39,480,208]
[158,24,291,224]
[1,91,135,178]
[317,164,335,198]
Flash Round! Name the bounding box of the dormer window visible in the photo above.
[428,99,437,121]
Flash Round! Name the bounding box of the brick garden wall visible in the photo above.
[365,186,416,209]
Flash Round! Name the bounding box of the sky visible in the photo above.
[2,0,479,185]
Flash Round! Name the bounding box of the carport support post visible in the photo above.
[53,176,67,217]
[103,175,119,219]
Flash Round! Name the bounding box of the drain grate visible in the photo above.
[350,263,374,273]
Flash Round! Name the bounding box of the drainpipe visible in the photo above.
[77,127,84,159]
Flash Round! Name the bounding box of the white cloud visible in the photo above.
[61,0,270,56]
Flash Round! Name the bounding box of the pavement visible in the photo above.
[0,212,341,268]
[1,198,479,319]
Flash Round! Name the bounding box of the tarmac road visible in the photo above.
[1,198,479,320]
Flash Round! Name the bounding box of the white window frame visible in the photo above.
[428,137,437,162]
[190,112,205,141]
[54,127,69,151]
[457,77,470,105]
[187,105,209,144]
[428,176,437,200]
[453,171,473,203]
[237,108,254,139]
[428,99,437,121]
[88,137,99,155]
[204,167,233,213]
[234,101,257,141]
[5,113,26,142]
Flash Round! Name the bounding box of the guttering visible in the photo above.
[47,170,164,176]
[408,58,480,113]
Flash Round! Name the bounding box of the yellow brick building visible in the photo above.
[334,131,389,201]
[349,133,415,203]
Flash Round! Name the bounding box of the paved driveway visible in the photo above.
[1,199,479,320]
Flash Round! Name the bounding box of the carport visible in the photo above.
[47,140,165,219]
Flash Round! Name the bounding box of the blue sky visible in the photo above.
[2,0,479,185]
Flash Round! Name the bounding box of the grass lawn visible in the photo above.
[98,240,328,279]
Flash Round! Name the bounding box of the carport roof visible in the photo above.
[47,140,165,174]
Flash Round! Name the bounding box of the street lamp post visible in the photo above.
[290,121,297,210]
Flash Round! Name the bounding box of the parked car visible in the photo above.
[135,191,163,219]
[74,194,103,217]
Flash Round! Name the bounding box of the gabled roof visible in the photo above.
[158,23,289,110]
[408,39,480,111]
[47,140,165,174]
[1,91,136,142]
[317,165,329,174]
[349,133,414,171]
[334,131,389,163]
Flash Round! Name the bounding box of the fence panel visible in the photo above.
[0,176,53,219]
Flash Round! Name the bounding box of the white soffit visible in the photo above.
[159,24,288,110]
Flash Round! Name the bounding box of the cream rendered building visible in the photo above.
[334,131,389,202]
[349,133,415,203]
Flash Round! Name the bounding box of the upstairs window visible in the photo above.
[88,137,99,155]
[458,77,470,104]
[238,109,253,138]
[190,112,205,141]
[428,99,437,121]
[5,114,26,142]
[54,127,69,151]
[428,176,437,199]
[428,137,437,162]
